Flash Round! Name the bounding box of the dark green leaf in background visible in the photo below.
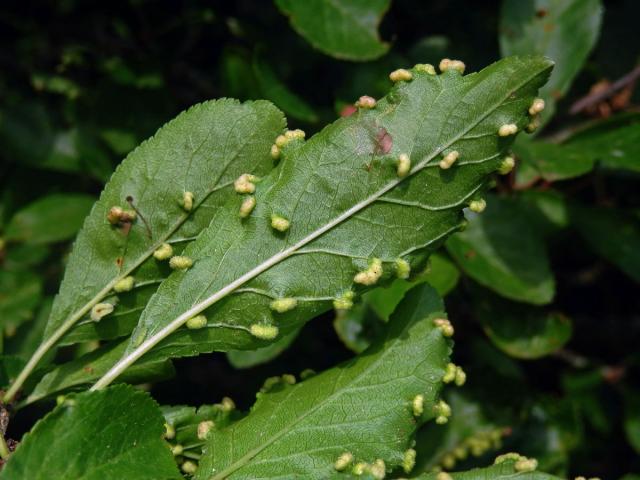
[446,194,555,305]
[275,0,391,61]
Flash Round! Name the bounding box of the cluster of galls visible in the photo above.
[438,427,507,470]
[334,452,387,479]
[163,396,236,476]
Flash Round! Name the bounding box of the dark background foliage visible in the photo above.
[1,1,639,478]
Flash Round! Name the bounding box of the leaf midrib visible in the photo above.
[94,60,548,393]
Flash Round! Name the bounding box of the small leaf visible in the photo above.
[275,0,391,61]
[565,114,640,173]
[0,385,181,479]
[254,54,319,123]
[195,285,451,479]
[571,205,640,282]
[513,138,595,186]
[446,194,555,305]
[473,289,572,359]
[93,57,553,390]
[500,0,603,124]
[5,193,95,245]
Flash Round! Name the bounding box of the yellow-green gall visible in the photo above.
[454,366,466,386]
[234,173,258,194]
[169,255,193,270]
[186,314,207,329]
[239,195,256,218]
[526,115,541,133]
[270,144,281,159]
[352,462,367,475]
[333,291,355,310]
[153,242,173,260]
[281,373,296,385]
[250,323,279,340]
[220,396,235,412]
[91,302,114,321]
[271,214,290,232]
[412,394,425,417]
[515,457,538,472]
[441,453,456,470]
[396,153,411,177]
[498,156,515,175]
[114,275,134,293]
[334,452,354,471]
[270,297,298,313]
[498,123,518,137]
[395,258,411,279]
[197,420,215,440]
[494,452,525,465]
[285,128,306,140]
[182,191,194,211]
[164,422,176,440]
[107,206,136,225]
[171,444,184,456]
[390,68,413,82]
[434,318,454,337]
[354,258,383,285]
[403,448,416,473]
[275,134,288,148]
[443,363,457,383]
[439,150,459,169]
[469,198,487,213]
[415,63,436,75]
[181,461,197,474]
[300,368,316,379]
[434,399,452,424]
[356,95,377,109]
[370,459,386,479]
[437,472,453,480]
[529,98,545,115]
[439,58,466,74]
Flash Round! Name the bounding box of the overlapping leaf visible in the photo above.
[195,285,450,479]
[414,459,562,479]
[0,385,181,479]
[95,56,552,388]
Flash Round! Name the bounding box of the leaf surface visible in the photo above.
[500,0,602,124]
[414,460,562,479]
[446,194,555,305]
[275,0,390,61]
[0,385,181,480]
[5,193,95,245]
[195,285,451,479]
[105,56,552,384]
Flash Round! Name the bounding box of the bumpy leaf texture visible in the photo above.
[97,55,553,387]
[195,285,450,479]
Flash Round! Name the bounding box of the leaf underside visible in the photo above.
[114,56,552,381]
[195,285,450,479]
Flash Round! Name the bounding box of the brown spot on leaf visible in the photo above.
[116,256,124,267]
[535,9,548,18]
[464,250,477,259]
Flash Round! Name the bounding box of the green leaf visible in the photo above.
[516,190,569,237]
[227,327,301,369]
[254,54,319,123]
[25,339,174,404]
[500,0,603,124]
[102,56,552,386]
[0,270,43,329]
[414,459,562,479]
[413,391,506,473]
[195,285,451,479]
[513,138,595,186]
[366,252,460,321]
[4,193,95,245]
[0,385,181,479]
[565,115,640,173]
[571,205,640,282]
[446,194,555,305]
[5,99,285,401]
[473,290,572,359]
[275,0,391,61]
[625,390,640,453]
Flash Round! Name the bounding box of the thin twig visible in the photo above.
[570,65,640,115]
